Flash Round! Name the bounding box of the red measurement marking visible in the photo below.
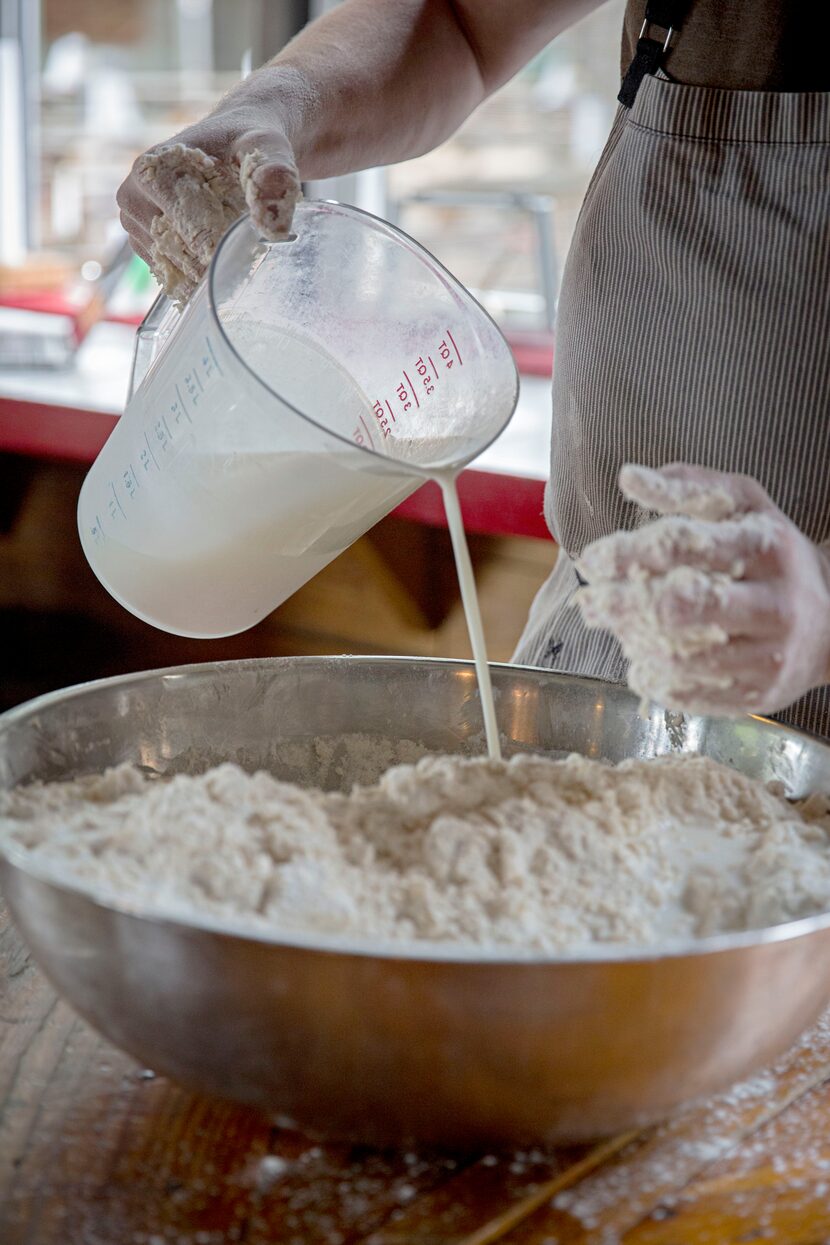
[428,355,438,379]
[385,399,396,423]
[359,415,375,448]
[402,370,419,408]
[446,329,463,366]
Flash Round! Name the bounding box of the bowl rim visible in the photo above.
[2,654,830,968]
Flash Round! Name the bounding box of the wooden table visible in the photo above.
[4,901,830,1244]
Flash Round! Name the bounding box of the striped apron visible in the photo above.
[513,72,830,738]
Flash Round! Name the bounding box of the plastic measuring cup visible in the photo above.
[78,200,519,637]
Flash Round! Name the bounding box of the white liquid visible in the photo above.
[238,324,502,751]
[85,450,413,637]
[83,312,503,739]
[436,472,501,762]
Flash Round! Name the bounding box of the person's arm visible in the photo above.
[263,0,600,177]
[117,0,602,298]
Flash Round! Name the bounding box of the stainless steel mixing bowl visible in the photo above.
[2,656,830,1148]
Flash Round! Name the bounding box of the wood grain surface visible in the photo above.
[3,897,830,1245]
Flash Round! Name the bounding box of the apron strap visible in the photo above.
[618,0,693,107]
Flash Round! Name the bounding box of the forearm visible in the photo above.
[226,0,601,180]
[119,0,601,297]
[258,1,483,177]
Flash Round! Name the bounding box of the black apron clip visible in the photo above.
[618,0,691,107]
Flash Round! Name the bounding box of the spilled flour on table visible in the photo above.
[550,1008,830,1242]
[3,751,830,953]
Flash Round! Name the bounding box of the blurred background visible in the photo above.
[0,0,625,707]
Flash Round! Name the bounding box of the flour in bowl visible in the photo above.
[3,752,830,953]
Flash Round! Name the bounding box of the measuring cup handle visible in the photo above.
[127,291,181,402]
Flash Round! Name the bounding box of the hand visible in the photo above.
[577,463,830,716]
[116,84,300,303]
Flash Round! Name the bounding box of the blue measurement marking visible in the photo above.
[175,383,191,419]
[144,430,159,467]
[206,335,224,377]
[195,367,204,393]
[110,481,126,518]
[130,462,139,488]
[162,414,173,438]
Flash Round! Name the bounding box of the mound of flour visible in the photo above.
[3,752,830,953]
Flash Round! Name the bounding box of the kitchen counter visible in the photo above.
[3,895,830,1245]
[0,322,553,540]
